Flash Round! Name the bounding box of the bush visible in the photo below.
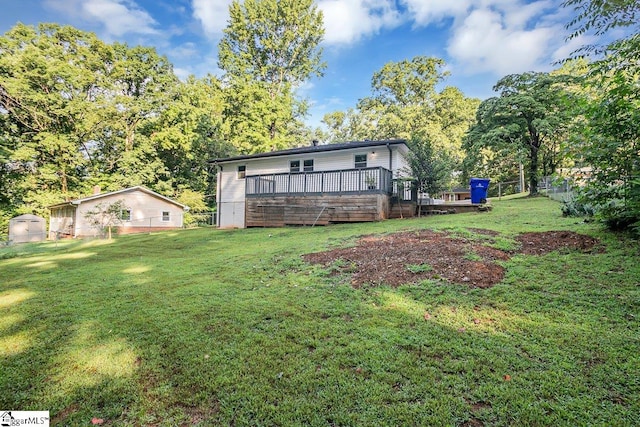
[561,194,595,218]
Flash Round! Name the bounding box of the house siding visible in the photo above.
[49,188,187,237]
[49,206,77,238]
[216,143,411,229]
[217,163,248,228]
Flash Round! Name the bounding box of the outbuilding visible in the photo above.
[8,214,46,243]
[49,186,189,238]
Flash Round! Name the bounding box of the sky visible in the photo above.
[0,0,592,128]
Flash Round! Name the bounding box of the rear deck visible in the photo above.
[242,168,488,227]
[244,167,414,227]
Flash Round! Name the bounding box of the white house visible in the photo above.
[211,139,414,228]
[49,186,189,238]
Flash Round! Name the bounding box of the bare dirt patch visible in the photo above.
[302,230,601,289]
[514,231,602,255]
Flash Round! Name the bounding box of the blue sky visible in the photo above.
[0,0,590,127]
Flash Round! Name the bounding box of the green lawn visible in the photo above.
[1,197,639,426]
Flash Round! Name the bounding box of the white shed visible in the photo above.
[8,214,47,243]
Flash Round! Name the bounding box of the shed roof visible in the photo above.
[211,139,408,164]
[10,214,45,221]
[48,186,189,211]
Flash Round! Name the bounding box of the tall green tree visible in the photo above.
[464,72,574,195]
[218,0,325,153]
[93,43,179,190]
[356,57,450,140]
[0,23,112,214]
[321,108,378,142]
[153,75,231,200]
[0,22,232,231]
[562,0,640,231]
[323,56,478,189]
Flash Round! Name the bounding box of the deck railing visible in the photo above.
[246,167,396,197]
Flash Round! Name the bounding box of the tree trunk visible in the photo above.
[269,120,277,151]
[60,170,68,195]
[529,143,539,196]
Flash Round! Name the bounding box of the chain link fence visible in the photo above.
[539,176,573,201]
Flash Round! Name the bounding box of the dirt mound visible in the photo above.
[515,231,602,255]
[303,230,600,289]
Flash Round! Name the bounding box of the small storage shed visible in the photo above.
[9,214,46,243]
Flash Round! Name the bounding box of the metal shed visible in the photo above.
[9,214,46,243]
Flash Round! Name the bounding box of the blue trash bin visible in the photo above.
[470,178,490,204]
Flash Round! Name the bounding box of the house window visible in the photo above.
[290,160,300,172]
[355,154,367,169]
[237,165,246,179]
[303,159,314,172]
[162,211,170,221]
[121,209,132,221]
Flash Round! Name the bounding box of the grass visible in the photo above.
[1,196,639,426]
[406,263,434,274]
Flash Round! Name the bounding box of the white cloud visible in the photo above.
[394,0,576,76]
[401,0,471,25]
[173,67,192,81]
[44,0,158,37]
[501,0,555,28]
[550,33,596,62]
[191,0,232,37]
[169,42,199,59]
[318,0,401,45]
[447,8,556,75]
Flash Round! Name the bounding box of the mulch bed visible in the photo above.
[302,230,601,289]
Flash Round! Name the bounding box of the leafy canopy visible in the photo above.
[561,0,640,232]
[218,0,325,153]
[464,72,575,195]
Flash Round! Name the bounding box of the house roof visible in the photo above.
[210,139,408,164]
[48,186,189,211]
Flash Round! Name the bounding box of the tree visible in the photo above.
[83,199,129,239]
[564,0,638,50]
[223,79,300,153]
[405,134,454,198]
[464,72,574,195]
[218,0,325,152]
[0,23,235,234]
[152,75,230,201]
[0,23,111,206]
[322,56,478,188]
[356,57,450,140]
[93,43,179,189]
[562,0,640,232]
[321,108,378,142]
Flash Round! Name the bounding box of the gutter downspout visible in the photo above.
[387,142,393,194]
[216,163,222,228]
[73,202,79,238]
